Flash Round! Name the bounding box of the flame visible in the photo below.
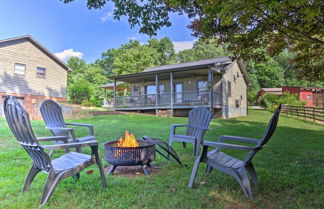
[115,130,139,147]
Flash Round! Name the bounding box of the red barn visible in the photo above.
[282,86,324,107]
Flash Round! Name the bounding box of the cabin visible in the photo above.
[107,57,251,118]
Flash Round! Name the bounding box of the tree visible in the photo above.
[98,37,176,75]
[61,0,324,81]
[67,57,108,105]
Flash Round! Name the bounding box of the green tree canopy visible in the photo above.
[61,0,324,81]
[67,57,108,105]
[98,38,176,75]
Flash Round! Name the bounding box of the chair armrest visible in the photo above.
[170,124,188,135]
[65,123,94,136]
[45,126,77,142]
[41,140,98,150]
[218,135,259,144]
[203,141,256,151]
[45,126,73,131]
[171,124,188,128]
[36,136,68,143]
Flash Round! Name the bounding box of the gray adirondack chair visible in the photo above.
[188,105,281,199]
[40,99,95,154]
[169,107,212,156]
[3,96,107,206]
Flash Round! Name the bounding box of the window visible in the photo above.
[159,84,164,94]
[307,94,312,100]
[198,80,208,96]
[145,84,165,94]
[14,63,25,75]
[235,99,240,108]
[227,81,231,97]
[36,67,46,78]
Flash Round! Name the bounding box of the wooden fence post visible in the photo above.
[313,107,315,122]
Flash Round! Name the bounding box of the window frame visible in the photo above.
[36,67,46,79]
[14,63,26,76]
[227,81,232,97]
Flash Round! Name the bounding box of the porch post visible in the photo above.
[155,74,159,115]
[170,72,174,116]
[113,78,116,109]
[104,88,107,106]
[208,68,214,116]
[221,74,228,119]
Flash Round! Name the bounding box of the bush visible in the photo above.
[259,92,305,110]
[68,81,91,104]
[259,94,280,109]
[81,100,93,106]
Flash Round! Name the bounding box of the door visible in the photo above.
[145,85,157,106]
[175,83,183,104]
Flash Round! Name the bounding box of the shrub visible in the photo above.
[259,92,305,110]
[279,92,306,106]
[69,81,91,104]
[259,94,280,109]
[81,100,93,106]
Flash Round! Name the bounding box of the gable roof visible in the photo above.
[143,56,233,72]
[110,56,235,80]
[0,35,71,71]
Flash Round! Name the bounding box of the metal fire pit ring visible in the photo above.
[104,139,156,175]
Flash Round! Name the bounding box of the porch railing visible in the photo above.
[115,91,222,108]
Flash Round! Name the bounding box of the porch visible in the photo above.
[114,91,222,110]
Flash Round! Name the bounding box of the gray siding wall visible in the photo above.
[222,61,248,118]
[0,39,67,98]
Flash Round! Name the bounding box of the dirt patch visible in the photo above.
[104,164,160,178]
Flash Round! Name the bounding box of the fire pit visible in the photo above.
[104,131,156,175]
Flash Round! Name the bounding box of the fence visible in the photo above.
[281,105,324,123]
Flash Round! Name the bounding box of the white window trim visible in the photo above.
[14,63,26,75]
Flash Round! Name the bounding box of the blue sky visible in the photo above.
[0,0,195,63]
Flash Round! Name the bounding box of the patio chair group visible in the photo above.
[3,95,281,206]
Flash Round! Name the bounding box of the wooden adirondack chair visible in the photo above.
[188,105,281,199]
[3,96,107,206]
[169,107,212,156]
[40,99,95,154]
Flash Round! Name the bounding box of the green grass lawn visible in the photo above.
[0,110,323,209]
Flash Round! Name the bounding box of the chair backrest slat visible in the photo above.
[187,108,213,138]
[4,96,52,172]
[243,105,281,164]
[40,100,68,136]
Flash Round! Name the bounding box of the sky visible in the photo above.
[0,0,195,63]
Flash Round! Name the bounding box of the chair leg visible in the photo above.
[23,166,40,192]
[206,165,213,174]
[188,154,203,188]
[169,138,173,146]
[182,142,187,149]
[49,150,54,157]
[91,146,107,188]
[233,169,252,199]
[245,163,258,187]
[40,172,63,205]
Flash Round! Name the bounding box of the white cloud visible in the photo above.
[54,49,83,62]
[101,11,115,22]
[127,36,137,41]
[173,41,194,53]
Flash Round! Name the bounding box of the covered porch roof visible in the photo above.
[109,56,234,83]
